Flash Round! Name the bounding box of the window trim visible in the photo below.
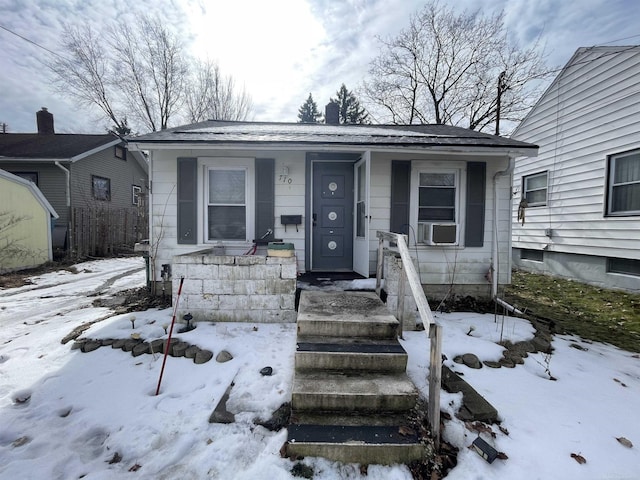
[200,157,255,244]
[132,185,142,206]
[522,171,548,207]
[606,149,640,216]
[92,175,111,201]
[409,162,465,246]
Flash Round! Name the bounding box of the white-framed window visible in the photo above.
[410,164,462,245]
[132,185,142,206]
[523,171,548,207]
[607,150,640,216]
[202,158,254,242]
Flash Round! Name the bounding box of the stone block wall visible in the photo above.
[172,252,297,323]
[383,252,418,329]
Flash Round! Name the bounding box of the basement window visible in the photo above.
[607,257,640,276]
[520,249,543,262]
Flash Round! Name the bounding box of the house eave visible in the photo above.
[128,141,538,158]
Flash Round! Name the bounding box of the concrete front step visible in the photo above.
[292,372,418,412]
[286,424,427,465]
[297,291,399,339]
[297,313,399,339]
[290,410,413,427]
[296,337,408,373]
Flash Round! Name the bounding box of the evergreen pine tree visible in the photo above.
[331,84,370,124]
[297,93,323,123]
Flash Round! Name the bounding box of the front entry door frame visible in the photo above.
[305,153,361,272]
[353,151,371,276]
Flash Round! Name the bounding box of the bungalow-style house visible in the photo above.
[511,46,640,292]
[129,108,537,322]
[0,169,58,272]
[0,108,149,257]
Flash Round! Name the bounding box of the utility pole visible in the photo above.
[495,71,507,136]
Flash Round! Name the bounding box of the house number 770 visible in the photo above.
[279,175,292,184]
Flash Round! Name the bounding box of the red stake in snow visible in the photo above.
[155,276,184,396]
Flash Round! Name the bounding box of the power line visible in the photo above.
[0,23,66,60]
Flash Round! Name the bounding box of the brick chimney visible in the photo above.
[325,101,340,125]
[37,107,55,134]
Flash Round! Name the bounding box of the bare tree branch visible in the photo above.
[362,0,553,133]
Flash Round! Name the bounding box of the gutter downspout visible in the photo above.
[491,156,524,316]
[55,161,73,254]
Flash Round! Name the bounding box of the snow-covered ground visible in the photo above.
[0,257,638,479]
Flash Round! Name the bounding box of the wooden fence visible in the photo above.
[72,205,148,258]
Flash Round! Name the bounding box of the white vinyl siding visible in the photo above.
[512,46,640,261]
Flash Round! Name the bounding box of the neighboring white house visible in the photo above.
[0,169,58,272]
[511,46,640,292]
[129,116,537,312]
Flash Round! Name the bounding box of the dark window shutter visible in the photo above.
[390,160,411,234]
[177,157,197,244]
[255,158,275,242]
[465,161,486,247]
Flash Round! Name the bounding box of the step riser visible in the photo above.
[295,352,407,373]
[292,392,418,412]
[297,319,398,339]
[290,412,411,427]
[286,443,426,466]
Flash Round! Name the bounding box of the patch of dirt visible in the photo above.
[116,287,172,313]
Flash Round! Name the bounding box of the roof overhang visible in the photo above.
[128,141,538,159]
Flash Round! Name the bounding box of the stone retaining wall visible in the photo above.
[172,252,297,323]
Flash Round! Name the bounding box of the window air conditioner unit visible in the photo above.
[419,223,458,245]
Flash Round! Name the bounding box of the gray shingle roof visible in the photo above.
[0,133,119,159]
[130,121,537,152]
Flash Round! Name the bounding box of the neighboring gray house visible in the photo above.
[511,46,640,292]
[129,110,537,318]
[0,108,149,256]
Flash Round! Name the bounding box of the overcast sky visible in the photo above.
[1,0,639,134]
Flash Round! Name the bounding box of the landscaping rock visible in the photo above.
[462,353,482,369]
[132,342,150,357]
[81,341,101,353]
[150,339,166,354]
[499,358,515,368]
[532,336,552,353]
[112,339,127,349]
[505,352,525,365]
[101,338,115,346]
[194,350,213,364]
[483,361,502,368]
[184,345,200,359]
[171,342,188,357]
[71,341,84,350]
[453,355,464,364]
[122,339,140,352]
[216,350,233,363]
[260,366,273,376]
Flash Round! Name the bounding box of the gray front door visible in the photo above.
[312,162,354,271]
